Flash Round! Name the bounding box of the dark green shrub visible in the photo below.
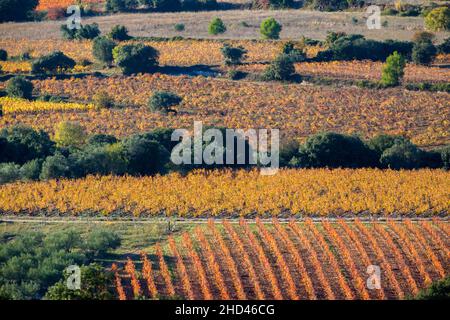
[6,76,33,100]
[306,0,349,11]
[39,153,71,180]
[208,17,226,35]
[297,132,378,168]
[45,264,115,300]
[367,134,408,156]
[260,17,282,39]
[263,54,296,81]
[87,134,118,146]
[220,44,247,65]
[269,0,294,9]
[109,25,132,41]
[412,40,437,65]
[281,41,306,62]
[227,70,246,80]
[150,0,182,11]
[0,163,21,184]
[19,159,42,181]
[0,49,7,61]
[174,23,185,32]
[380,51,406,87]
[0,0,38,23]
[31,51,76,74]
[437,37,450,54]
[85,230,121,256]
[76,23,101,40]
[92,36,116,66]
[0,125,54,165]
[380,140,423,169]
[414,277,450,300]
[122,134,170,175]
[61,24,101,40]
[113,44,159,75]
[106,0,138,12]
[441,145,450,170]
[148,91,182,114]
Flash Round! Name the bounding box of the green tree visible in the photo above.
[260,18,282,39]
[113,44,159,75]
[208,18,226,35]
[148,91,182,114]
[412,40,437,65]
[380,51,406,87]
[54,121,87,148]
[45,264,115,300]
[6,76,33,100]
[220,44,247,65]
[0,49,7,61]
[414,277,450,300]
[0,125,54,164]
[0,0,38,23]
[263,54,295,81]
[106,0,138,12]
[31,51,76,74]
[108,25,132,41]
[92,36,117,66]
[39,153,71,180]
[425,7,450,32]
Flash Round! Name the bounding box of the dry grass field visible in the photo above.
[1,9,447,41]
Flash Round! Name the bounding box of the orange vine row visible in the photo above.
[168,236,195,300]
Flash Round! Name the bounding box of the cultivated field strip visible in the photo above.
[0,169,448,217]
[113,219,449,300]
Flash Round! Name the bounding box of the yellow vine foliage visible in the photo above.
[0,74,447,147]
[0,97,94,114]
[0,61,31,73]
[0,169,448,217]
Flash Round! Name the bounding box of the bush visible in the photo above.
[31,51,76,74]
[76,23,101,40]
[437,37,450,54]
[412,31,435,43]
[220,44,247,65]
[412,40,437,65]
[106,0,138,12]
[87,134,118,146]
[319,35,413,62]
[227,70,246,80]
[0,49,7,61]
[380,140,423,169]
[92,36,116,66]
[6,76,33,100]
[19,159,42,181]
[0,125,54,164]
[44,264,115,300]
[54,121,87,148]
[380,51,406,87]
[113,44,159,75]
[0,163,21,184]
[122,134,170,175]
[260,18,282,39]
[39,153,71,180]
[306,0,349,11]
[0,0,38,23]
[441,145,450,170]
[148,91,182,114]
[69,143,128,177]
[85,230,121,256]
[296,132,377,168]
[263,54,296,81]
[281,41,306,62]
[269,0,294,9]
[208,18,226,35]
[93,91,115,109]
[108,25,131,41]
[414,277,450,300]
[425,7,450,31]
[61,24,101,40]
[174,23,185,32]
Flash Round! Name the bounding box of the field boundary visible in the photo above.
[0,216,448,224]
